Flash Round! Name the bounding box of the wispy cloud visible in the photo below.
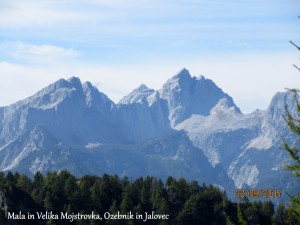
[0,41,79,64]
[0,0,299,112]
[1,0,298,56]
[0,0,95,28]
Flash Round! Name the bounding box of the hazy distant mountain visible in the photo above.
[0,69,298,203]
[117,84,173,142]
[159,68,240,126]
[0,77,127,147]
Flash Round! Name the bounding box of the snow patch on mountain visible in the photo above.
[85,143,103,149]
[229,161,259,188]
[246,135,273,150]
[30,155,53,174]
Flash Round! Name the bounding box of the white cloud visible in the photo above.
[0,0,298,59]
[0,0,299,113]
[0,41,79,64]
[0,0,128,28]
[0,0,91,28]
[1,0,297,38]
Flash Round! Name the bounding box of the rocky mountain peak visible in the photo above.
[159,69,239,126]
[67,76,81,85]
[118,84,155,105]
[0,69,297,204]
[172,68,191,80]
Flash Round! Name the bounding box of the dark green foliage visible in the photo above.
[283,89,300,217]
[283,90,300,178]
[0,171,299,225]
[284,31,300,217]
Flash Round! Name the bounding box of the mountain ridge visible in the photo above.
[0,69,298,203]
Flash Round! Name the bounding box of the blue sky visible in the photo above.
[0,0,299,113]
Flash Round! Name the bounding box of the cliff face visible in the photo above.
[0,69,298,204]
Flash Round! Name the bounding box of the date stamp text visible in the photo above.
[235,189,281,198]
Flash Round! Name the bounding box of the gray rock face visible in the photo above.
[226,92,300,204]
[0,70,298,203]
[159,68,240,126]
[117,84,173,142]
[0,77,125,147]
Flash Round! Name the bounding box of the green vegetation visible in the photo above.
[0,171,299,225]
[282,37,300,217]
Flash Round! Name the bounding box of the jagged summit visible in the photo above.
[24,76,112,108]
[0,75,122,146]
[196,75,205,80]
[67,76,81,85]
[47,76,81,90]
[171,69,205,82]
[172,68,191,79]
[159,69,239,126]
[82,81,94,90]
[0,69,297,203]
[118,84,155,105]
[137,84,150,91]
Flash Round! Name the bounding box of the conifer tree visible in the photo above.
[283,34,300,216]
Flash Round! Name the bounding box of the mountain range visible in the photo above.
[0,68,299,203]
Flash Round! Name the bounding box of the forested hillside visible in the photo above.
[0,171,298,225]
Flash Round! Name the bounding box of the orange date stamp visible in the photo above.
[235,189,281,198]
